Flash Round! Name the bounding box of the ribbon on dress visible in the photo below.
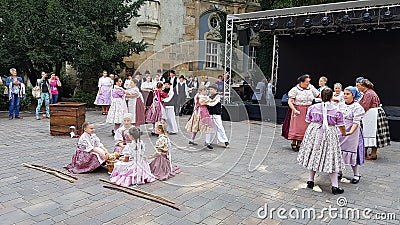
[322,102,329,131]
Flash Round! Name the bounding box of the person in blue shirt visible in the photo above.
[5,68,24,119]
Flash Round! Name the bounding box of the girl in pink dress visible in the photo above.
[185,85,214,148]
[145,82,168,134]
[126,79,146,127]
[111,127,155,185]
[149,122,181,180]
[106,78,129,135]
[114,113,134,154]
[65,122,109,174]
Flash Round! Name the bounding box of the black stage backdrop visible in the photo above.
[276,29,400,106]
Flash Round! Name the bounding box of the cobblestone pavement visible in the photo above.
[1,110,399,225]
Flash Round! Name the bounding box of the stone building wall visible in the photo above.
[120,0,260,78]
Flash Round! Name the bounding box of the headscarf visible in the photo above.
[345,86,362,101]
[355,77,364,83]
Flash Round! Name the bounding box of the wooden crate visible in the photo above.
[50,102,86,136]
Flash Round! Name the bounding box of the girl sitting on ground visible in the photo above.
[111,127,155,185]
[65,122,109,174]
[113,113,134,154]
[149,121,181,180]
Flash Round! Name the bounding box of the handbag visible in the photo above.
[32,85,41,99]
[3,86,8,95]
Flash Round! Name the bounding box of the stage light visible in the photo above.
[269,20,278,30]
[286,19,295,29]
[362,12,372,22]
[321,16,330,26]
[303,17,312,28]
[383,9,393,21]
[342,14,351,24]
[252,22,262,32]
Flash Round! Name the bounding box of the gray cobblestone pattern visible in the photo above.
[1,111,399,224]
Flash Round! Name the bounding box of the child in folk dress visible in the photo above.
[145,82,168,135]
[338,86,365,184]
[297,88,347,195]
[149,122,181,180]
[106,78,129,135]
[111,127,155,185]
[332,83,344,106]
[65,122,109,174]
[114,113,134,154]
[185,85,214,149]
[126,79,146,128]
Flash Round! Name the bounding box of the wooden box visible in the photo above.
[50,102,86,136]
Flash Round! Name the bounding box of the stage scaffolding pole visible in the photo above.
[223,15,234,104]
[271,35,279,95]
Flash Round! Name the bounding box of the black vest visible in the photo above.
[163,89,174,106]
[177,82,186,96]
[207,94,222,115]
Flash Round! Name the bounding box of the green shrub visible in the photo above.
[21,86,35,110]
[0,85,35,111]
[0,85,8,111]
[59,73,75,98]
[72,91,97,108]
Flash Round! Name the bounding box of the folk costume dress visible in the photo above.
[127,87,146,126]
[149,134,181,180]
[110,141,155,185]
[145,89,168,124]
[297,102,345,173]
[94,76,113,106]
[65,132,106,174]
[338,102,365,166]
[185,93,214,134]
[286,84,319,141]
[359,89,390,148]
[113,125,133,154]
[106,88,128,124]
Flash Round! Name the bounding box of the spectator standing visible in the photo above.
[49,72,62,104]
[35,72,52,120]
[6,68,24,119]
[215,75,224,93]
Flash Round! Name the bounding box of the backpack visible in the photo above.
[32,85,41,99]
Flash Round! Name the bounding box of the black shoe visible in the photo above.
[332,186,344,195]
[225,142,230,148]
[206,144,214,149]
[189,141,198,145]
[350,175,361,184]
[306,181,314,189]
[111,130,115,136]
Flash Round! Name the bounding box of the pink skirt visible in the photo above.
[135,98,146,126]
[145,102,164,124]
[288,105,309,141]
[64,149,102,174]
[149,154,181,181]
[110,160,156,185]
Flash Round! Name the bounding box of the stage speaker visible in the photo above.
[388,116,400,141]
[238,28,250,46]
